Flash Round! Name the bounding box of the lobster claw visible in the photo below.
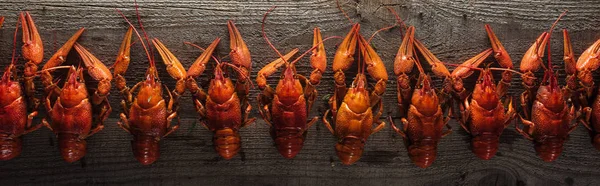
[21,12,44,65]
[451,48,493,79]
[519,32,549,73]
[575,37,600,88]
[152,38,187,96]
[42,28,85,70]
[113,26,133,77]
[563,29,577,75]
[485,24,512,69]
[187,37,221,78]
[152,38,187,81]
[357,34,388,83]
[333,23,360,72]
[309,27,326,85]
[228,20,251,71]
[74,43,112,82]
[394,26,416,76]
[413,39,451,78]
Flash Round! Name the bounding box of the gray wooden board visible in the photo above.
[0,0,599,185]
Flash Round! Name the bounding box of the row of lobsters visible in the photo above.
[0,4,598,168]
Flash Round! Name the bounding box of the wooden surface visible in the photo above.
[1,0,600,185]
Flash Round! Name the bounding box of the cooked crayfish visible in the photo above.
[40,28,113,163]
[323,21,388,165]
[0,16,43,160]
[114,9,182,164]
[389,27,452,168]
[516,11,580,162]
[257,7,339,159]
[183,20,254,160]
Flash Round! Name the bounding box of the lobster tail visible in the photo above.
[471,134,500,160]
[592,133,600,151]
[214,128,241,160]
[535,138,564,162]
[58,133,86,163]
[335,136,364,165]
[273,128,306,159]
[0,136,22,160]
[132,135,159,165]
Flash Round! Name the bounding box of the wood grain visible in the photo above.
[0,0,599,185]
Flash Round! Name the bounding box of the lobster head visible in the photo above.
[343,74,370,114]
[472,69,499,110]
[0,65,21,107]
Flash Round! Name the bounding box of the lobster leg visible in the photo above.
[114,26,134,106]
[394,26,416,118]
[485,25,513,98]
[257,87,274,127]
[41,28,85,97]
[371,99,386,135]
[74,43,112,106]
[21,12,44,108]
[459,97,472,134]
[297,74,317,113]
[241,100,255,128]
[520,32,549,106]
[228,20,252,100]
[520,91,532,120]
[332,24,359,106]
[322,109,335,135]
[118,113,131,134]
[309,27,327,86]
[22,111,41,136]
[516,115,535,140]
[388,116,407,138]
[164,85,180,138]
[358,34,388,107]
[152,38,187,100]
[503,97,517,128]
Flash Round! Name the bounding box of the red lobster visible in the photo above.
[0,16,43,160]
[516,11,580,162]
[257,7,336,159]
[389,27,452,168]
[114,9,182,164]
[40,28,113,163]
[183,21,254,160]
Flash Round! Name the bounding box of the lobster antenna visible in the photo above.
[386,7,408,37]
[183,41,223,66]
[116,9,153,67]
[262,6,290,65]
[436,59,530,77]
[368,24,397,43]
[134,0,155,65]
[290,36,342,65]
[546,10,567,73]
[11,14,20,65]
[410,36,425,75]
[336,0,354,24]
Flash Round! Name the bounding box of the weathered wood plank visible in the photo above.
[0,0,599,185]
